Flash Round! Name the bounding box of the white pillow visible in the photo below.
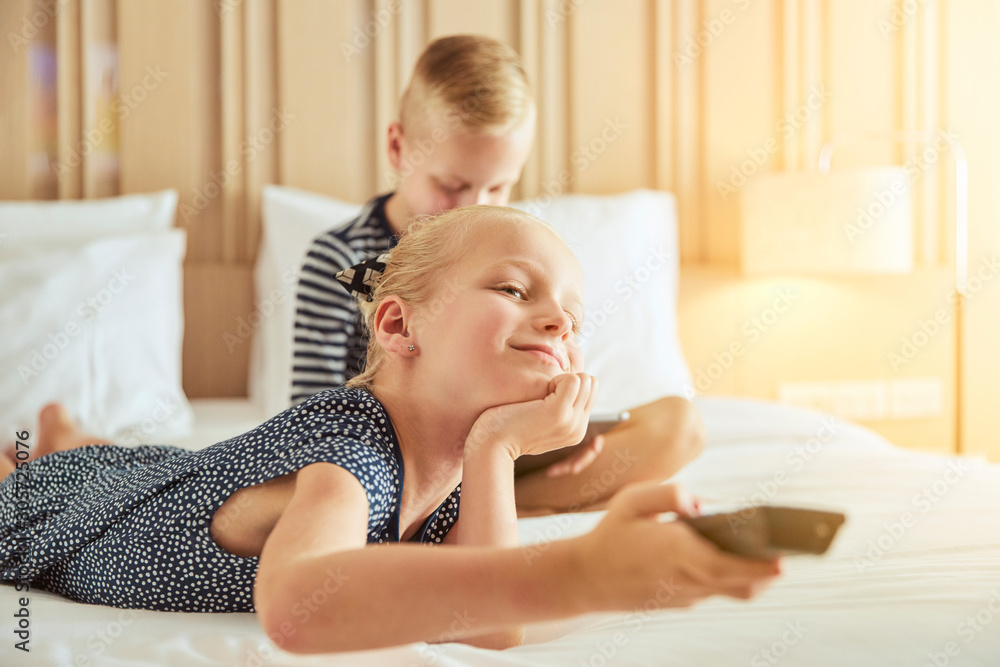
[251,186,692,416]
[250,186,361,414]
[0,190,178,259]
[512,190,693,413]
[1,230,192,444]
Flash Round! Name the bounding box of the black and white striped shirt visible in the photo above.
[291,193,398,404]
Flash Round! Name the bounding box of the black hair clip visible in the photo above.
[334,252,391,302]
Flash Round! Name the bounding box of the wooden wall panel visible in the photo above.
[568,0,654,194]
[942,0,1000,460]
[5,0,1000,456]
[525,0,570,201]
[117,0,212,245]
[427,0,517,43]
[80,0,118,199]
[0,0,32,200]
[243,0,278,259]
[183,265,253,398]
[277,0,375,201]
[701,0,780,264]
[824,0,900,168]
[56,0,83,199]
[669,0,704,261]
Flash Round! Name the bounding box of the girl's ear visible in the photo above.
[373,295,416,356]
[386,122,405,172]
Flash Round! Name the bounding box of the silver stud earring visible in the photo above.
[408,345,415,351]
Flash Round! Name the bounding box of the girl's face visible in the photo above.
[414,219,584,411]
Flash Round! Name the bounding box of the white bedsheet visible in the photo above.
[4,397,999,666]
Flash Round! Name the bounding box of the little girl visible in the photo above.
[0,205,780,653]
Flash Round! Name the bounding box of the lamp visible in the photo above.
[739,130,969,454]
[740,167,914,275]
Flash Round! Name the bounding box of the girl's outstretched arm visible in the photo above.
[255,463,782,655]
[253,461,587,654]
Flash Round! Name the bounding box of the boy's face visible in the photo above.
[387,112,534,222]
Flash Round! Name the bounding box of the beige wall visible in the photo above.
[2,0,998,459]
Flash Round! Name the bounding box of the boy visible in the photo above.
[291,35,704,514]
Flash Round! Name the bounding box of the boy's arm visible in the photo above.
[513,396,706,514]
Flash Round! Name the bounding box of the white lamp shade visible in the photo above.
[740,168,914,275]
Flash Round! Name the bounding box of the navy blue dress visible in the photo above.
[0,388,460,612]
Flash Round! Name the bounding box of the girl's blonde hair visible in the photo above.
[400,35,534,135]
[346,205,550,392]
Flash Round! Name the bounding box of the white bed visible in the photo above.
[6,394,1000,666]
[4,188,999,665]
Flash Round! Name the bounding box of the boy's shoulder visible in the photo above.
[311,193,392,245]
[303,193,395,271]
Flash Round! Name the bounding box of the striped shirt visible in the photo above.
[291,193,398,404]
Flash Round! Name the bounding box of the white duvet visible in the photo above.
[4,396,999,666]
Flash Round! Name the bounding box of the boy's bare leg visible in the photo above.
[31,403,111,460]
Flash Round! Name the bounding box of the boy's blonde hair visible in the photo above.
[400,35,534,135]
[346,206,550,393]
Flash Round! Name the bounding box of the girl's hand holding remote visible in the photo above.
[572,482,783,611]
[466,373,599,461]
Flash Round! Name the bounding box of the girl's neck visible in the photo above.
[370,381,469,507]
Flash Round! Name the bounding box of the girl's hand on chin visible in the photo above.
[467,373,599,460]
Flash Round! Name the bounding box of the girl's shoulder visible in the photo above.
[287,387,396,454]
[295,387,388,422]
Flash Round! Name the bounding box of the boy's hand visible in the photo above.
[542,434,604,478]
[466,373,598,461]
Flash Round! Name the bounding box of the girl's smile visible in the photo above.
[510,343,569,372]
[409,218,584,413]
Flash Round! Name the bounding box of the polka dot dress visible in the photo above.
[0,388,460,613]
